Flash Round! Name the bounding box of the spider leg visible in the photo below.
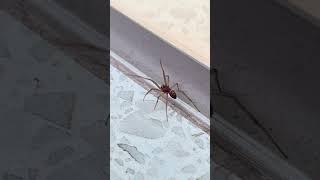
[166,75,170,86]
[143,88,160,101]
[173,83,200,112]
[170,82,177,89]
[160,59,167,85]
[127,74,161,89]
[165,93,169,122]
[154,93,163,110]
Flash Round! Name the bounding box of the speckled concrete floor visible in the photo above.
[110,64,210,180]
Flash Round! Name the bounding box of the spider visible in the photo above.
[129,60,200,121]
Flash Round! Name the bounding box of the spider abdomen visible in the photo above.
[169,90,177,99]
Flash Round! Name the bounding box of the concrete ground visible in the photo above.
[110,64,210,180]
[214,0,320,179]
[0,12,108,180]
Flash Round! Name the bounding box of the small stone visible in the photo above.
[114,158,124,166]
[151,118,163,127]
[171,126,185,138]
[126,168,135,174]
[117,91,134,102]
[120,136,130,144]
[167,140,190,157]
[196,172,210,180]
[120,101,131,110]
[181,165,197,173]
[152,147,163,154]
[192,132,205,137]
[135,100,164,113]
[194,138,204,149]
[117,144,145,164]
[119,112,166,139]
[176,114,182,122]
[124,108,133,114]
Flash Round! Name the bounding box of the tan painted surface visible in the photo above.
[286,0,320,19]
[111,0,210,67]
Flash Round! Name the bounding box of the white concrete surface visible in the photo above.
[110,64,210,180]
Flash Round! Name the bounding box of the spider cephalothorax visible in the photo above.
[160,85,176,99]
[129,59,200,121]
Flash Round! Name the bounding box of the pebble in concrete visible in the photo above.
[117,143,145,164]
[181,165,197,173]
[119,111,166,139]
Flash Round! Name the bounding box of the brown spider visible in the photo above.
[129,59,200,121]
